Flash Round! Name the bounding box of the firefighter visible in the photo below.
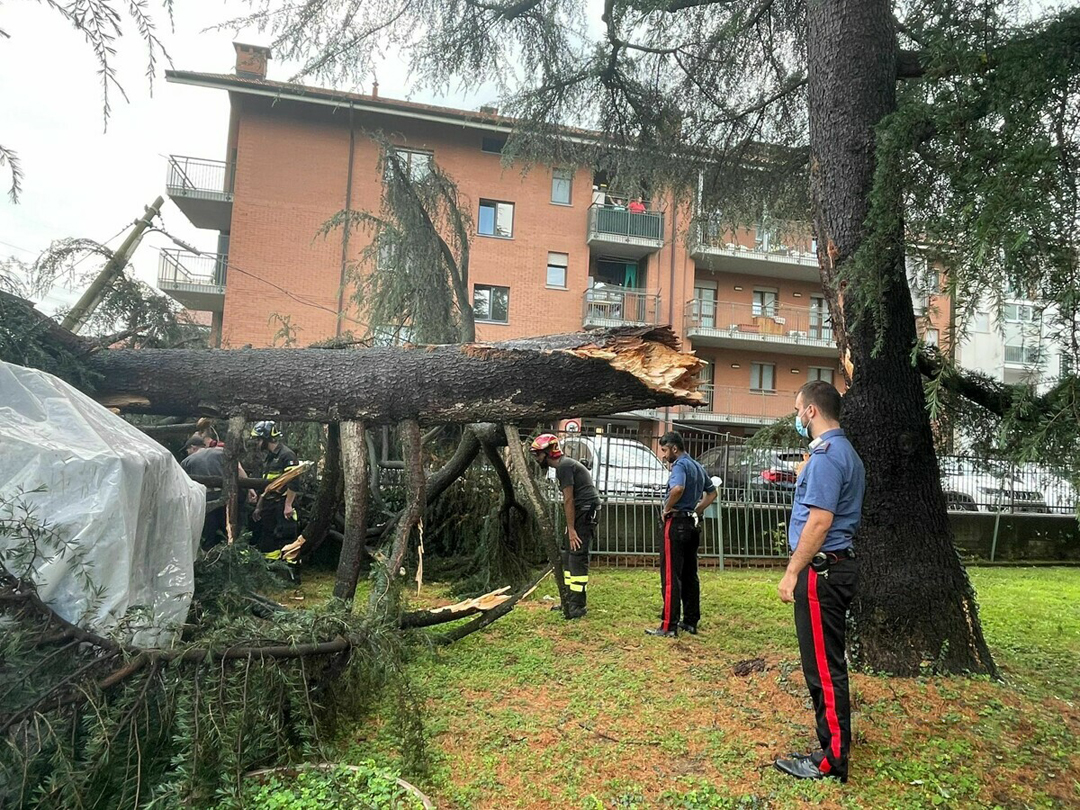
[530,433,600,619]
[250,421,301,565]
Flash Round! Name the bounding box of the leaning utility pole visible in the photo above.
[61,196,165,333]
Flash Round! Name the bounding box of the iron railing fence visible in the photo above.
[166,155,235,198]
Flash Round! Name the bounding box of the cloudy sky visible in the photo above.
[0,1,491,313]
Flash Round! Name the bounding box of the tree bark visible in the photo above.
[335,421,370,601]
[82,327,703,424]
[369,421,426,616]
[300,423,344,556]
[808,0,997,675]
[503,425,571,616]
[222,416,246,543]
[388,421,426,577]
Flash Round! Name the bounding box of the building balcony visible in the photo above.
[690,219,819,281]
[676,384,795,426]
[685,299,837,357]
[586,205,665,259]
[157,249,227,312]
[621,384,795,426]
[165,156,235,231]
[582,285,662,329]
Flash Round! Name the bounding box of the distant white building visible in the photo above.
[906,256,1067,394]
[955,295,1065,394]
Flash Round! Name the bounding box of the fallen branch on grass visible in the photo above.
[399,586,514,629]
[436,566,552,644]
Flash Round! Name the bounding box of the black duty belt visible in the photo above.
[812,547,856,567]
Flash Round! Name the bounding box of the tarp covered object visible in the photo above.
[0,360,204,646]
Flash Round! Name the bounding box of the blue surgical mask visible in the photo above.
[795,408,811,439]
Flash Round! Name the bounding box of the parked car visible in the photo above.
[543,435,721,503]
[1014,464,1078,516]
[698,444,805,503]
[553,435,668,501]
[938,457,1049,513]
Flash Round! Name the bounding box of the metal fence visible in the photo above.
[685,299,833,344]
[582,286,661,328]
[158,249,229,289]
[587,205,665,241]
[526,426,1079,567]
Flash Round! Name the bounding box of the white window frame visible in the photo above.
[473,284,510,324]
[478,199,515,239]
[551,168,573,205]
[808,366,835,385]
[546,252,568,289]
[390,148,433,182]
[1003,302,1037,324]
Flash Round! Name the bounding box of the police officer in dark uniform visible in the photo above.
[647,431,717,638]
[530,433,600,619]
[250,421,301,557]
[774,381,865,783]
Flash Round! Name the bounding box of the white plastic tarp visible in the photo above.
[0,360,204,646]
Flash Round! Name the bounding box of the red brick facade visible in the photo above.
[164,57,949,435]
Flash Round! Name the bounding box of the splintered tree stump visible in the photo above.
[83,327,704,423]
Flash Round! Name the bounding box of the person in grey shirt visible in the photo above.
[530,433,600,619]
[180,435,252,549]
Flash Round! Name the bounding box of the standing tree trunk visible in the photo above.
[369,421,426,617]
[302,423,344,556]
[807,0,997,675]
[336,421,370,601]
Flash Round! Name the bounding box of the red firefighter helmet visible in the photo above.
[529,433,563,458]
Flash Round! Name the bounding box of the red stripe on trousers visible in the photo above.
[661,517,673,631]
[808,568,842,770]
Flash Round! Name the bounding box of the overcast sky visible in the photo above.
[0,1,492,313]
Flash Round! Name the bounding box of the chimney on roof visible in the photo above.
[480,104,499,115]
[371,81,379,98]
[234,42,271,80]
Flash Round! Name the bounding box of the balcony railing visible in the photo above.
[587,205,665,243]
[583,285,661,328]
[166,156,235,199]
[158,249,228,291]
[685,299,834,346]
[691,218,818,267]
[680,384,795,424]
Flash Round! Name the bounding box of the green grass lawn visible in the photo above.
[301,566,1080,809]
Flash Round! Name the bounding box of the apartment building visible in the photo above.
[954,296,1066,393]
[159,43,949,439]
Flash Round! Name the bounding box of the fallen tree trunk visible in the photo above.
[83,327,703,423]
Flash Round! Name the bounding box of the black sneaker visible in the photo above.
[645,627,677,638]
[678,621,698,635]
[774,756,847,783]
